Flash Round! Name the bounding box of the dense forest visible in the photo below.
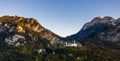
[0,40,120,61]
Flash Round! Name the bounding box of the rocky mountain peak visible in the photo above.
[0,16,42,33]
[91,16,115,24]
[102,16,115,21]
[0,15,64,45]
[81,16,116,30]
[91,16,102,23]
[100,16,115,23]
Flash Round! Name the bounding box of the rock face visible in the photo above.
[0,16,64,46]
[67,16,120,50]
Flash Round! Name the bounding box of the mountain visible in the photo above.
[67,16,120,50]
[0,15,120,61]
[0,16,65,47]
[0,15,67,61]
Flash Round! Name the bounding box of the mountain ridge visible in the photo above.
[0,15,65,46]
[67,16,120,50]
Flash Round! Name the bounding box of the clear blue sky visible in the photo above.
[0,0,120,37]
